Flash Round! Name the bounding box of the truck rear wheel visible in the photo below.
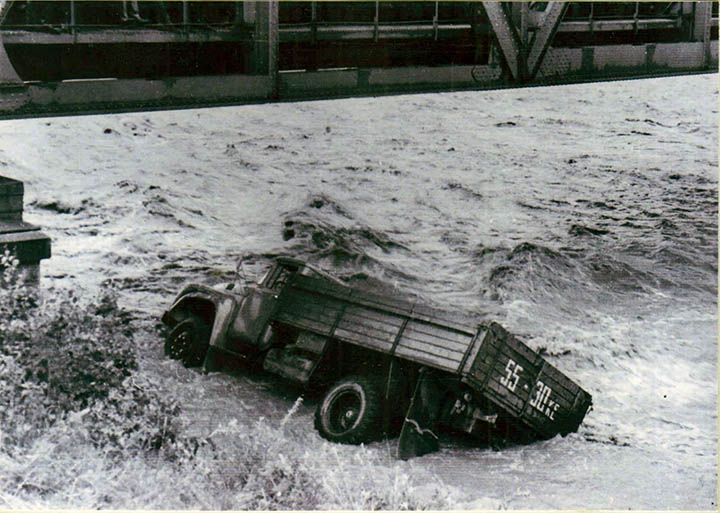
[314,375,383,444]
[165,316,210,367]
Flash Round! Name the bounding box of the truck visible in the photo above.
[161,257,592,458]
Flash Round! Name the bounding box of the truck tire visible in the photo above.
[164,316,210,367]
[314,375,383,444]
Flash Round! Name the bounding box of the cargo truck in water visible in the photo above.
[161,257,592,458]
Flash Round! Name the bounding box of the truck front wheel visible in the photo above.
[165,316,210,367]
[314,375,383,444]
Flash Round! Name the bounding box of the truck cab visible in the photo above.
[161,257,343,364]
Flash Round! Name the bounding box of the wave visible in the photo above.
[30,198,99,215]
[280,194,408,268]
[472,241,679,308]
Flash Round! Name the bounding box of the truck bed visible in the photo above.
[272,273,591,438]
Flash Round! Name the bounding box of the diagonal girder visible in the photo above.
[483,1,568,82]
[0,34,21,85]
[527,2,569,79]
[482,2,521,81]
[0,0,21,85]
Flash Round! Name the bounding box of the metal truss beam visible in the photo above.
[483,1,568,83]
[0,34,21,85]
[527,2,568,79]
[482,2,521,81]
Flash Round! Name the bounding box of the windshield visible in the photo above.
[298,263,346,286]
[261,259,346,290]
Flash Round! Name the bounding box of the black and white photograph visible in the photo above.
[0,1,716,510]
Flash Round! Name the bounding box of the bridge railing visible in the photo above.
[0,1,701,37]
[0,1,246,31]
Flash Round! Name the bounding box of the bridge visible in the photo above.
[0,1,716,118]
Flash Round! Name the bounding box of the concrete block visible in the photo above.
[0,88,32,115]
[0,211,23,222]
[28,79,167,107]
[280,69,358,96]
[0,220,41,234]
[169,74,272,101]
[55,79,168,105]
[27,84,57,106]
[0,229,51,264]
[652,42,704,69]
[367,65,477,87]
[0,177,24,219]
[0,176,23,195]
[0,175,51,268]
[711,40,719,65]
[0,194,23,215]
[593,45,647,71]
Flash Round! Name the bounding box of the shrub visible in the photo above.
[0,262,186,458]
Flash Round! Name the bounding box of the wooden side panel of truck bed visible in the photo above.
[272,274,591,437]
[273,274,477,373]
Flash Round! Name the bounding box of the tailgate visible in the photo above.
[463,323,592,438]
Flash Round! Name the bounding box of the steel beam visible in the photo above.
[0,34,21,85]
[252,0,279,95]
[483,1,567,82]
[244,1,256,24]
[527,2,568,79]
[482,2,521,81]
[557,18,682,33]
[0,0,20,84]
[0,28,253,45]
[693,1,713,41]
[268,0,279,96]
[519,2,529,78]
[692,1,713,67]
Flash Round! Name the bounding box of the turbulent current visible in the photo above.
[0,74,716,509]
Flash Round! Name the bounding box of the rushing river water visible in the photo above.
[0,74,716,509]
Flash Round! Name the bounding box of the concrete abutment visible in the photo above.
[0,176,51,282]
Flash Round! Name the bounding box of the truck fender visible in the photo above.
[162,292,217,328]
[162,293,232,350]
[162,293,239,372]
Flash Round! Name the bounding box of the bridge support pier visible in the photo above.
[0,34,21,86]
[0,176,51,283]
[249,0,278,95]
[692,1,714,68]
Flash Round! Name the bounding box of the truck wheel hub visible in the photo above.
[328,390,363,433]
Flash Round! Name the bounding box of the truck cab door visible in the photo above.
[227,286,278,356]
[226,261,301,356]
